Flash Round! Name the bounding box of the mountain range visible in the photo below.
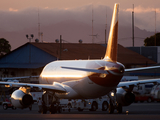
[0,20,155,50]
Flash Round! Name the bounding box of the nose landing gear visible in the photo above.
[108,90,122,114]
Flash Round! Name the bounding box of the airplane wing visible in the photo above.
[2,76,39,81]
[61,66,108,74]
[117,79,160,88]
[122,66,160,88]
[0,81,66,93]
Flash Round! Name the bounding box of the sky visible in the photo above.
[0,0,160,49]
[0,0,159,31]
[0,0,160,11]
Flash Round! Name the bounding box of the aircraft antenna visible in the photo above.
[60,35,62,59]
[132,4,134,47]
[92,5,94,43]
[105,8,107,44]
[38,7,41,42]
[155,9,156,46]
[38,8,44,42]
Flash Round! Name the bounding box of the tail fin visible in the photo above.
[104,3,119,62]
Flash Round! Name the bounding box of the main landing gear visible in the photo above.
[41,91,62,114]
[108,90,122,114]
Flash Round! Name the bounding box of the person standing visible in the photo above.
[37,97,42,113]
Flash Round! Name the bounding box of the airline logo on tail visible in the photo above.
[104,4,119,62]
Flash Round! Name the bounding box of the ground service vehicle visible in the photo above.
[150,84,160,102]
[74,95,109,111]
[2,101,16,110]
[133,83,154,103]
[121,76,138,82]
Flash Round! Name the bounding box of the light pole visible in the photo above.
[26,34,34,42]
[26,34,34,64]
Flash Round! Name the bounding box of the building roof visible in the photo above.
[0,42,156,69]
[31,42,156,65]
[0,43,57,68]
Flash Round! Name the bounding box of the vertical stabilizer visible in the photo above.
[104,3,119,62]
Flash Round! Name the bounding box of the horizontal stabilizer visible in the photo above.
[61,66,108,74]
[125,66,160,72]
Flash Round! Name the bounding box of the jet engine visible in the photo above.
[116,88,135,106]
[11,87,33,109]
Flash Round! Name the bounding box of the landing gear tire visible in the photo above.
[102,101,108,111]
[29,105,32,111]
[3,104,8,110]
[58,106,62,113]
[42,106,47,114]
[78,107,83,111]
[50,104,57,114]
[108,103,114,114]
[147,98,152,103]
[12,106,16,110]
[117,103,122,114]
[91,102,97,111]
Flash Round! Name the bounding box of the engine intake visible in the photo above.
[11,89,33,109]
[116,88,135,106]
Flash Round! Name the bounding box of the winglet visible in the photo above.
[104,3,119,62]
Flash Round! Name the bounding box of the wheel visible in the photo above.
[3,104,8,110]
[12,106,16,110]
[134,101,138,103]
[108,103,114,114]
[147,98,152,103]
[78,107,83,111]
[50,109,56,114]
[29,105,32,111]
[117,103,122,114]
[91,102,97,111]
[102,101,108,111]
[68,103,72,112]
[58,106,62,113]
[41,105,47,114]
[50,106,57,114]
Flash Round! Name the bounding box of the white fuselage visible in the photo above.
[39,59,124,99]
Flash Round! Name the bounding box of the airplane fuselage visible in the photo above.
[39,59,124,99]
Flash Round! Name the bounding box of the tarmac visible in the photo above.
[0,102,160,120]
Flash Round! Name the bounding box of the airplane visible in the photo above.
[0,3,160,114]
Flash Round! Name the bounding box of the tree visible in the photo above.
[0,38,11,56]
[144,33,160,46]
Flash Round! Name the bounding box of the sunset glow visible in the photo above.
[9,8,18,12]
[124,6,160,13]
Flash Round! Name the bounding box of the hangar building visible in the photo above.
[0,42,156,81]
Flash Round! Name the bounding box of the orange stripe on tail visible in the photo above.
[104,3,119,62]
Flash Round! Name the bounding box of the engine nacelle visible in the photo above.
[11,89,33,109]
[116,88,135,106]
